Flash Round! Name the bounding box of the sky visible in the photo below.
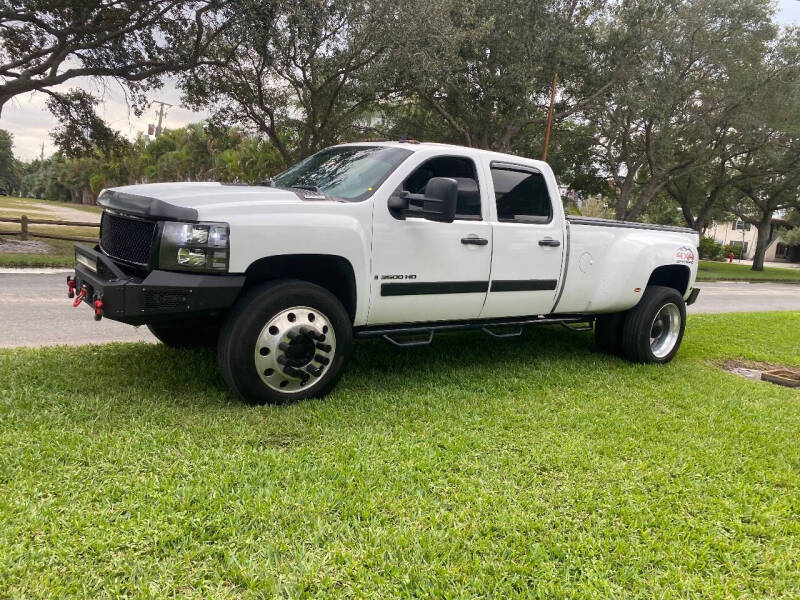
[2,1,800,161]
[1,77,211,161]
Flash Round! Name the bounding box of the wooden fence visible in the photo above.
[0,215,100,243]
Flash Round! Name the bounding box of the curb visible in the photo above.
[0,267,73,274]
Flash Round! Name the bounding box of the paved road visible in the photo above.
[0,270,156,348]
[0,271,797,347]
[688,281,800,314]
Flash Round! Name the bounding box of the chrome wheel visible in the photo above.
[649,303,681,358]
[253,306,336,393]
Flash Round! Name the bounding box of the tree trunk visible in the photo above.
[751,212,773,272]
[82,188,96,205]
[614,180,634,220]
[624,179,664,222]
[614,191,628,220]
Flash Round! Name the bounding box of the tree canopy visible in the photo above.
[0,0,227,117]
[5,0,800,271]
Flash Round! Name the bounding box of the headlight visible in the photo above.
[159,221,229,272]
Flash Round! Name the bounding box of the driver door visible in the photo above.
[367,154,493,325]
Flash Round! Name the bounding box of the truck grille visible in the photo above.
[99,211,157,266]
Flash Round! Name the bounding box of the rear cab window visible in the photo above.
[490,162,553,224]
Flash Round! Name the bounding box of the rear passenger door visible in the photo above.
[480,162,564,319]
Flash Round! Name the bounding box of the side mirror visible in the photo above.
[387,177,458,223]
[421,177,458,223]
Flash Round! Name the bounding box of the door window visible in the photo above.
[398,156,482,220]
[491,167,552,224]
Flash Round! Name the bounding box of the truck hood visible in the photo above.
[97,182,315,221]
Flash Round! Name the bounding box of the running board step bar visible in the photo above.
[357,316,594,347]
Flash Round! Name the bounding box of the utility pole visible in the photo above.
[541,72,559,162]
[150,100,172,137]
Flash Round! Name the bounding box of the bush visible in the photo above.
[699,237,723,260]
[723,244,744,260]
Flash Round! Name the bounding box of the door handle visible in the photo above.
[538,238,561,247]
[461,236,488,246]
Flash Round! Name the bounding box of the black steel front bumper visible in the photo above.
[72,244,245,325]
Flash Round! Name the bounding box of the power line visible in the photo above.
[149,100,173,137]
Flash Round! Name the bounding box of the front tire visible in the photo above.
[621,285,686,363]
[217,280,352,405]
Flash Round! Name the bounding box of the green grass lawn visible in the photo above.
[697,260,800,283]
[0,197,101,267]
[0,236,96,268]
[0,312,798,597]
[0,195,103,217]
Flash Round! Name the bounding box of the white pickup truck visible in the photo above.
[71,141,700,404]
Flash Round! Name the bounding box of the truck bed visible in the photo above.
[566,215,696,234]
[554,216,699,315]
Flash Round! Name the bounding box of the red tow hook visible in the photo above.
[67,276,76,299]
[93,298,104,321]
[72,285,87,307]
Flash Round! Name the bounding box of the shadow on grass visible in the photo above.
[2,325,604,413]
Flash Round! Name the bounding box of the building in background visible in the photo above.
[707,215,798,262]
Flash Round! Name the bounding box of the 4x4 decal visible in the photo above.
[675,246,695,265]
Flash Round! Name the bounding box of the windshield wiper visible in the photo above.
[289,184,322,192]
[261,180,332,199]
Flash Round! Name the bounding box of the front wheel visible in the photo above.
[217,280,352,405]
[621,285,686,363]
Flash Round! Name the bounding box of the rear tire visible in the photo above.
[621,285,686,363]
[217,279,352,405]
[147,319,220,348]
[595,312,625,356]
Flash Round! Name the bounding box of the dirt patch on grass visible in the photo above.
[717,359,800,387]
[0,237,53,254]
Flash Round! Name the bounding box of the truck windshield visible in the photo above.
[272,146,412,201]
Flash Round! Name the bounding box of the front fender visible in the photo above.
[225,204,372,325]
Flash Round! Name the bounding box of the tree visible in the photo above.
[18,122,288,203]
[726,140,800,270]
[778,209,800,247]
[720,29,800,271]
[589,0,778,221]
[0,128,19,192]
[46,90,129,158]
[0,0,227,116]
[664,162,735,233]
[182,0,393,165]
[385,0,622,152]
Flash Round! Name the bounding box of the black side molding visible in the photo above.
[380,279,559,296]
[381,281,488,296]
[490,279,557,292]
[98,190,198,221]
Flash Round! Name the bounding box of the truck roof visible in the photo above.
[337,141,550,172]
